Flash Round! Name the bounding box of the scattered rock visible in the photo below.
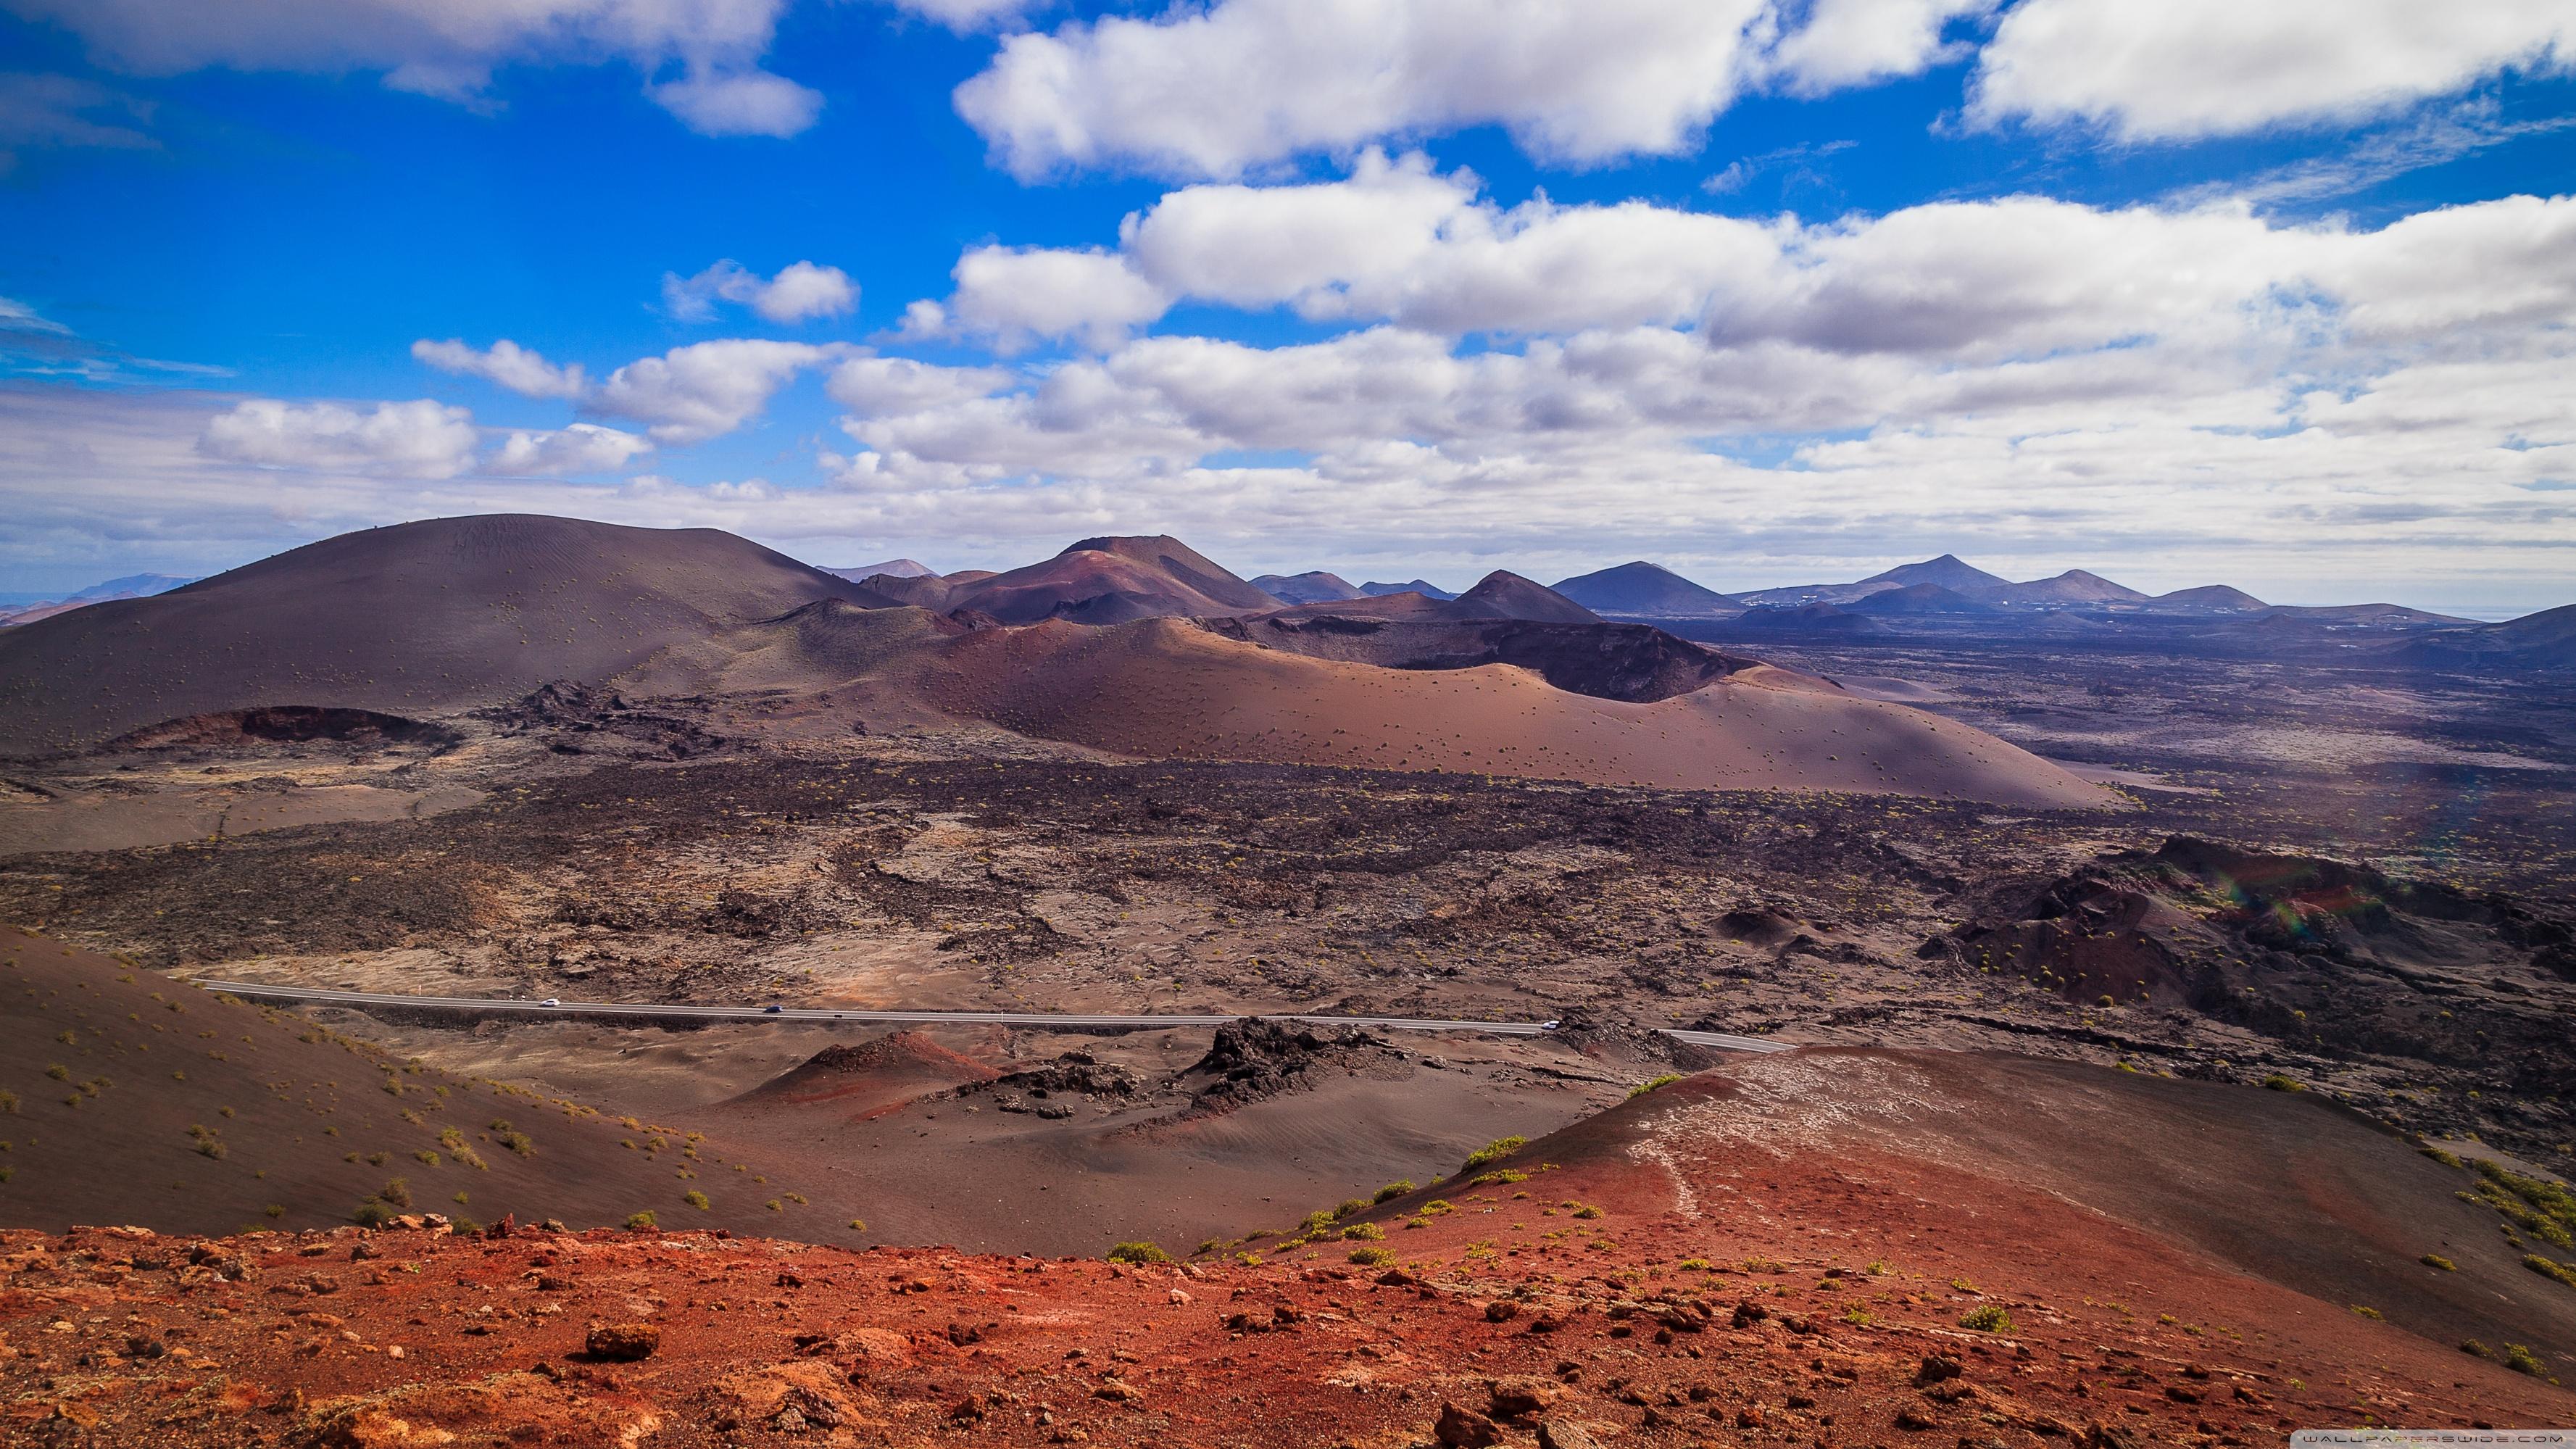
[583,1323,660,1361]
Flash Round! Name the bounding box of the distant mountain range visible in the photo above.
[0,572,199,628]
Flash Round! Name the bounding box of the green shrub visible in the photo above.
[378,1177,412,1208]
[2420,1145,2464,1168]
[1460,1137,1527,1172]
[684,1190,710,1211]
[1570,1203,1603,1219]
[1106,1241,1169,1265]
[1418,1199,1455,1217]
[2260,1074,2306,1092]
[1347,1246,1394,1266]
[1958,1305,2014,1333]
[1342,1222,1384,1241]
[2503,1343,2548,1378]
[625,1211,657,1230]
[1372,1179,1414,1203]
[2526,1255,2576,1290]
[353,1199,396,1228]
[1627,1074,1683,1099]
[1335,1197,1370,1219]
[2422,1254,2457,1271]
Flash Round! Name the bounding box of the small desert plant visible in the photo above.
[1418,1199,1455,1217]
[378,1177,413,1208]
[1106,1241,1169,1265]
[1571,1203,1603,1220]
[2261,1074,2306,1092]
[2502,1343,2548,1379]
[1343,1222,1384,1241]
[1347,1246,1394,1266]
[0,1089,16,1113]
[264,1204,284,1218]
[1336,1197,1370,1218]
[1958,1304,2014,1332]
[1372,1180,1414,1203]
[684,1190,710,1211]
[2422,1254,2457,1271]
[352,1199,396,1228]
[1628,1073,1684,1099]
[625,1210,658,1230]
[2526,1255,2576,1290]
[2350,1304,2382,1319]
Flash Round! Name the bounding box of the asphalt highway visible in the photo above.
[188,979,1795,1054]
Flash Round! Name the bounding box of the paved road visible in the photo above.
[188,979,1794,1054]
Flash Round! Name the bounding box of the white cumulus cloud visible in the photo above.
[410,337,586,399]
[928,246,1172,352]
[198,397,479,478]
[591,338,844,443]
[1970,0,2576,140]
[662,259,857,323]
[490,423,652,474]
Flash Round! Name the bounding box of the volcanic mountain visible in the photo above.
[1846,583,2000,616]
[1990,568,2151,605]
[2391,602,2576,671]
[1248,570,1367,604]
[1360,578,1455,599]
[1549,560,1742,618]
[0,514,885,752]
[2149,583,2268,612]
[1860,552,2011,593]
[942,535,1281,624]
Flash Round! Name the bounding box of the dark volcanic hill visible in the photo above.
[945,535,1281,624]
[2391,602,2576,671]
[1992,568,2149,605]
[1549,560,1742,618]
[1249,570,1366,605]
[1205,615,1756,702]
[0,514,885,755]
[1846,582,2000,616]
[1448,570,1600,623]
[0,931,822,1237]
[1858,552,2010,593]
[2148,583,2268,612]
[1360,578,1456,600]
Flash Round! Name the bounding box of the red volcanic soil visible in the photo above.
[947,536,1282,625]
[0,932,833,1240]
[7,1047,2568,1447]
[0,515,879,754]
[901,617,2111,806]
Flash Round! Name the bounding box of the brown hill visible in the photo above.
[945,535,1281,624]
[0,514,883,755]
[723,1032,997,1118]
[0,931,828,1237]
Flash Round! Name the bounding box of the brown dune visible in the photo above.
[946,534,1281,624]
[0,514,884,754]
[0,931,823,1237]
[895,616,2108,806]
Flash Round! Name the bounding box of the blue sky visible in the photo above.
[2,0,2572,613]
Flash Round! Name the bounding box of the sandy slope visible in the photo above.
[0,933,828,1237]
